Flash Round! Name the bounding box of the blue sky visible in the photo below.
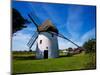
[12,1,96,51]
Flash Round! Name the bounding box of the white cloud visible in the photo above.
[13,32,30,41]
[12,32,37,51]
[81,28,95,42]
[24,26,36,32]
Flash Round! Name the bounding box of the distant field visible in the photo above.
[12,52,96,74]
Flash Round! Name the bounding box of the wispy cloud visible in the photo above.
[58,28,95,49]
[65,5,84,40]
[12,32,30,50]
[57,5,85,49]
[12,31,37,51]
[81,28,95,42]
[58,37,76,49]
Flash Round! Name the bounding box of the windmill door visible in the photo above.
[44,50,48,58]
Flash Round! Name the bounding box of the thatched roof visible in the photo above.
[38,19,58,33]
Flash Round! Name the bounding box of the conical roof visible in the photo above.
[38,19,58,33]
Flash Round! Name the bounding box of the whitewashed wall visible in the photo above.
[36,32,59,59]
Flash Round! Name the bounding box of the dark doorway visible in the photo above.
[44,50,48,59]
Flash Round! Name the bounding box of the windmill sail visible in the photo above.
[27,11,42,50]
[30,12,42,25]
[28,14,39,31]
[27,32,38,49]
[49,31,80,48]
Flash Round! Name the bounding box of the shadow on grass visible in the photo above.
[13,56,36,60]
[13,53,74,60]
[13,55,74,60]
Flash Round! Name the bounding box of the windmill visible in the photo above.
[27,12,80,59]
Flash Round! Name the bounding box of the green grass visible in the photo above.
[12,52,96,74]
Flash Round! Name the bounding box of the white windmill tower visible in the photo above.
[27,13,80,59]
[27,14,59,59]
[35,19,59,59]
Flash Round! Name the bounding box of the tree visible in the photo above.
[83,39,96,53]
[12,8,30,34]
[83,39,96,69]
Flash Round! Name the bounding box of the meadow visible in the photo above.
[12,51,96,74]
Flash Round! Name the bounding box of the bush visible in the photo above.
[83,39,96,53]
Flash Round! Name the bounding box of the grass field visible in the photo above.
[12,52,96,74]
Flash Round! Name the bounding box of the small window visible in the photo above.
[46,47,48,49]
[40,40,42,44]
[51,34,54,37]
